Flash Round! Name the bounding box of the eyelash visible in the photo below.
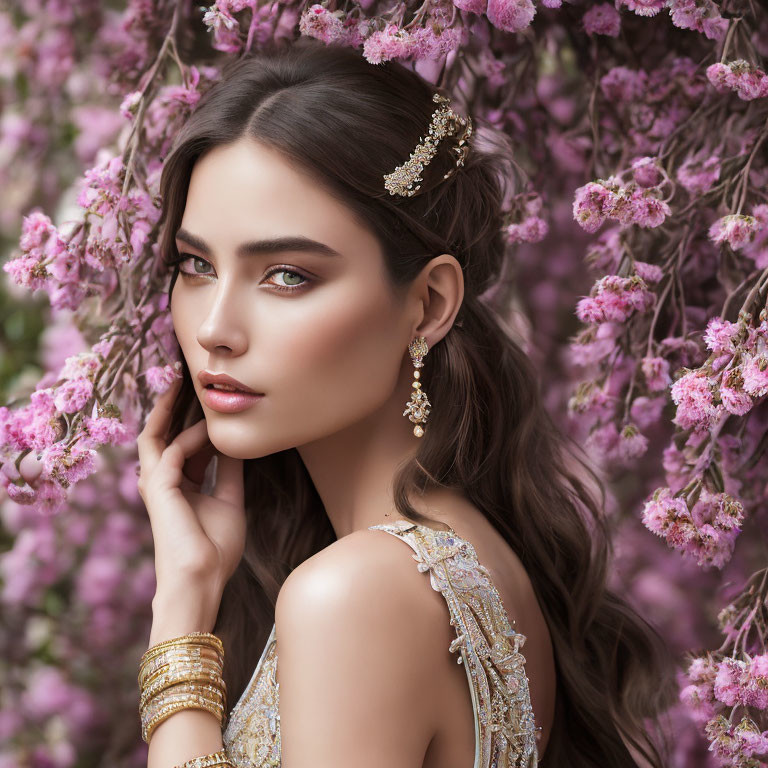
[168,253,311,293]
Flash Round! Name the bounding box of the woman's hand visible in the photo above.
[137,376,246,615]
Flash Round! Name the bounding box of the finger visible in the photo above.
[156,419,211,490]
[211,453,244,508]
[181,440,217,488]
[137,377,183,470]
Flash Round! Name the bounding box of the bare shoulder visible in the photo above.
[274,527,451,768]
[276,525,449,653]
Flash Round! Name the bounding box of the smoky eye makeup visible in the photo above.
[169,251,313,293]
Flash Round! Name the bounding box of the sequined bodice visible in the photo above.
[222,519,540,768]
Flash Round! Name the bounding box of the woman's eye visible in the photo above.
[178,254,213,276]
[174,255,309,292]
[263,267,310,292]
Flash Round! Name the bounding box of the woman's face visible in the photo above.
[170,137,416,460]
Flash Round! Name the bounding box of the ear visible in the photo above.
[410,253,464,347]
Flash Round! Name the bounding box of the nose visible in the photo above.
[195,279,248,355]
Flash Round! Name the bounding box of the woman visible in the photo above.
[136,38,677,768]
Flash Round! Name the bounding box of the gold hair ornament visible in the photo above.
[383,93,473,198]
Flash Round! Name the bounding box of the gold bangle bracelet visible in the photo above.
[142,695,225,744]
[141,682,226,724]
[140,644,223,678]
[173,749,234,768]
[140,660,224,706]
[139,671,226,709]
[139,632,224,667]
[140,644,224,688]
[140,632,224,666]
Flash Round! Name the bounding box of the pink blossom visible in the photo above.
[567,383,615,420]
[741,353,768,397]
[409,25,463,60]
[633,260,663,284]
[82,416,134,446]
[572,181,613,232]
[363,23,414,64]
[453,0,488,13]
[53,377,94,413]
[703,317,741,355]
[631,189,671,228]
[707,60,768,101]
[679,683,717,725]
[708,214,761,251]
[669,0,728,41]
[631,156,662,188]
[688,655,718,685]
[706,62,733,93]
[584,421,619,461]
[640,357,672,392]
[713,657,747,706]
[504,215,548,243]
[616,0,664,16]
[744,655,768,709]
[670,369,720,430]
[582,3,620,36]
[618,423,648,460]
[677,152,721,196]
[629,395,665,429]
[641,487,689,536]
[743,203,768,268]
[144,363,181,394]
[21,666,74,719]
[600,66,647,103]
[76,554,124,606]
[486,0,536,34]
[299,5,347,44]
[41,442,98,486]
[719,369,753,416]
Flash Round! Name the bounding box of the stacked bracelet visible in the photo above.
[174,748,233,768]
[138,632,228,744]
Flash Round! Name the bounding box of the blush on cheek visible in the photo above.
[289,308,402,424]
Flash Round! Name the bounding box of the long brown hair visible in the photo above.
[156,38,678,767]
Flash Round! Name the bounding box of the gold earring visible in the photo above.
[403,336,431,438]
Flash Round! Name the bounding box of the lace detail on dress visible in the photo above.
[222,519,540,768]
[223,624,280,767]
[369,520,540,768]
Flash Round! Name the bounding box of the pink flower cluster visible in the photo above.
[642,486,744,569]
[0,348,139,515]
[709,204,768,268]
[615,0,727,40]
[361,21,463,64]
[504,194,549,244]
[707,60,768,101]
[667,0,728,41]
[3,155,162,310]
[680,653,768,764]
[576,274,656,324]
[676,150,722,196]
[582,4,620,37]
[670,316,768,430]
[572,178,671,233]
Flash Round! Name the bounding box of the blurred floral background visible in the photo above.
[1,0,767,766]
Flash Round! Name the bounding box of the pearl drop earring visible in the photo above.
[402,336,431,438]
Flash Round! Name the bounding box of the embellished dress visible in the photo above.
[222,518,541,768]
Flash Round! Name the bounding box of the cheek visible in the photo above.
[170,293,195,357]
[270,283,404,411]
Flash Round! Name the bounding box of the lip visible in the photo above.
[202,387,263,413]
[198,370,261,394]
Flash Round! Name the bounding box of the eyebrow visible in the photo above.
[175,227,342,259]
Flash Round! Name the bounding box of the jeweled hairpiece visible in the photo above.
[383,92,473,198]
